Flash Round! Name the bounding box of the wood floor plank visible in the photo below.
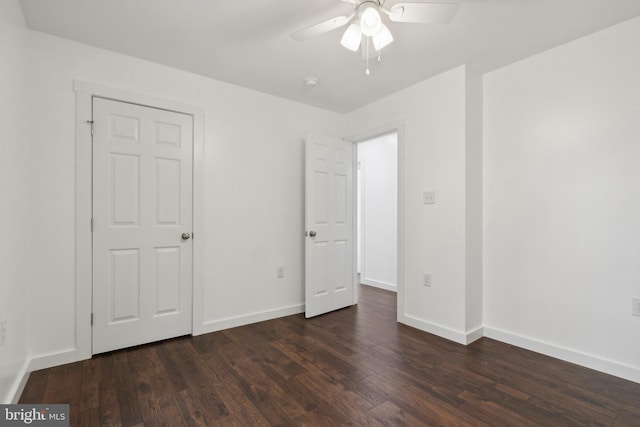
[39,363,75,404]
[364,372,486,427]
[18,369,48,404]
[18,284,640,426]
[96,355,122,427]
[127,346,166,423]
[79,358,100,411]
[457,389,542,427]
[293,372,386,426]
[368,400,431,427]
[76,407,100,427]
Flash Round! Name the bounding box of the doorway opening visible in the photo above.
[356,131,398,293]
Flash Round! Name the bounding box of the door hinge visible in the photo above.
[86,120,94,136]
[91,313,94,326]
[90,217,94,232]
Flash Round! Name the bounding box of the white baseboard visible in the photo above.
[196,304,305,335]
[28,348,88,372]
[484,326,640,384]
[7,360,30,404]
[400,314,482,345]
[465,326,484,344]
[6,348,87,403]
[361,279,397,292]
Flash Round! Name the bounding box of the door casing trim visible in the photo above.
[72,80,205,363]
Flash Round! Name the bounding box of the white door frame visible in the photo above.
[345,120,406,321]
[73,81,205,362]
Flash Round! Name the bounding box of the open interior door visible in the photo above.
[305,134,356,318]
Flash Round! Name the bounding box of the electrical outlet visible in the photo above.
[423,191,436,205]
[632,298,640,317]
[277,266,285,279]
[0,317,6,347]
[423,273,432,287]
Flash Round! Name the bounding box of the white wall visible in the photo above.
[20,26,345,368]
[358,133,398,291]
[347,66,476,342]
[0,0,31,403]
[484,16,640,381]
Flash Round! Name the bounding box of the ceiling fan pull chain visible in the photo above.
[365,38,371,75]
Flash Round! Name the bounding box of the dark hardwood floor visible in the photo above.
[20,285,640,426]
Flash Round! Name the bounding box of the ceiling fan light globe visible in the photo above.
[372,24,393,50]
[360,5,382,37]
[340,23,362,52]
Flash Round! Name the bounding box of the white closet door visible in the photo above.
[92,97,193,354]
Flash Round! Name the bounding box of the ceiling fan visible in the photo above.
[290,0,460,57]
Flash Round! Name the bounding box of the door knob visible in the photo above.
[309,231,317,237]
[181,232,191,240]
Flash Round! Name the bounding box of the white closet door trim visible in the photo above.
[62,81,206,368]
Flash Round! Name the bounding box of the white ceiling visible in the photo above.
[18,0,640,113]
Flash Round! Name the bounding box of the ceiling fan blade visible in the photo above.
[387,1,459,24]
[290,14,355,41]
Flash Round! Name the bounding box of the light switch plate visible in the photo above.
[423,273,432,287]
[423,191,436,205]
